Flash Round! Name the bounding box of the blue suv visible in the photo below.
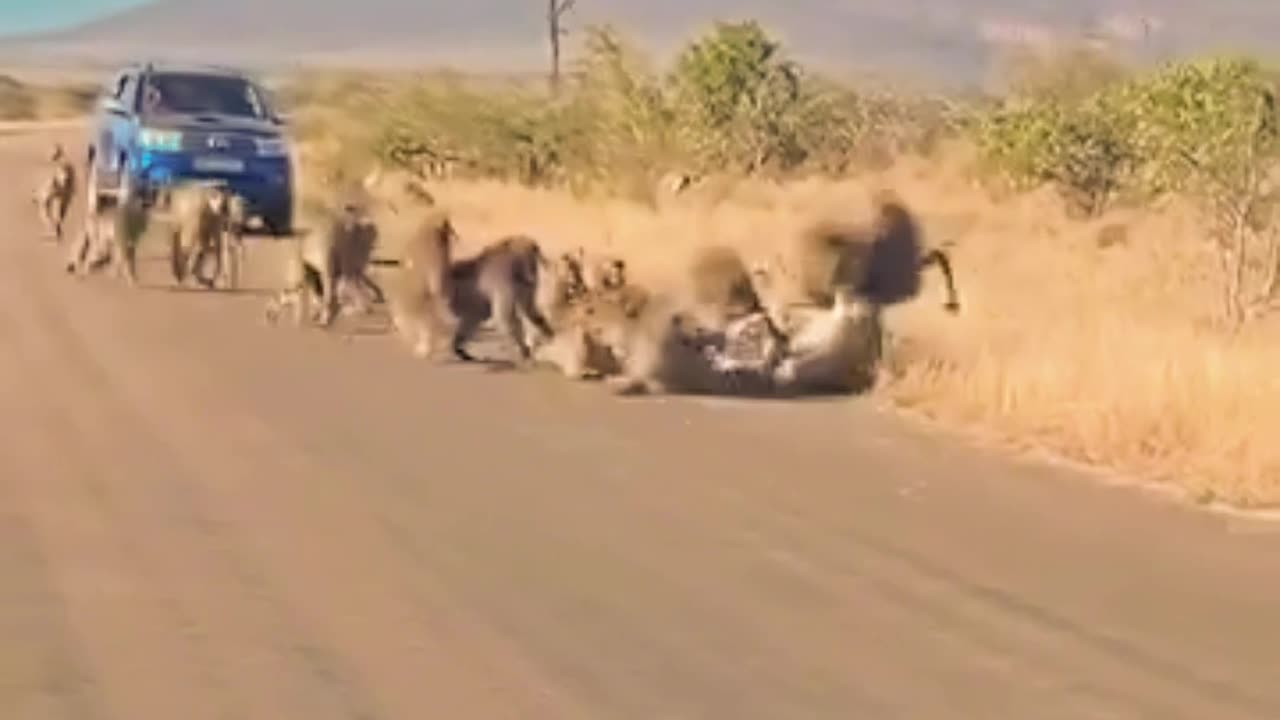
[87,62,294,236]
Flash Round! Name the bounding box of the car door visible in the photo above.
[92,71,129,182]
[107,72,142,182]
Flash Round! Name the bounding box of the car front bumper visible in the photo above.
[129,150,293,219]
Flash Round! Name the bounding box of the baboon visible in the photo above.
[772,285,884,395]
[264,204,381,327]
[685,244,789,369]
[168,181,239,289]
[792,192,961,313]
[35,144,76,242]
[532,302,624,380]
[449,234,557,364]
[535,249,590,328]
[383,210,460,358]
[65,188,145,285]
[585,292,775,397]
[578,250,627,292]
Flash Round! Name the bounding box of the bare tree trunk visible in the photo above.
[547,0,576,95]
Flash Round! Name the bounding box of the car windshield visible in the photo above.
[140,72,268,119]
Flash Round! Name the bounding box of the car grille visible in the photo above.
[181,131,257,155]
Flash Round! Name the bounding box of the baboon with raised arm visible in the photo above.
[792,191,961,313]
[35,144,76,242]
[449,234,556,364]
[384,209,460,358]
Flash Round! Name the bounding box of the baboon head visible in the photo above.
[416,209,459,257]
[596,257,627,290]
[553,250,589,300]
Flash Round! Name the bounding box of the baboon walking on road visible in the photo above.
[384,210,460,358]
[168,182,242,290]
[65,189,146,285]
[449,234,556,364]
[265,204,382,327]
[36,144,76,242]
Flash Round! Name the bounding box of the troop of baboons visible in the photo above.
[34,142,963,399]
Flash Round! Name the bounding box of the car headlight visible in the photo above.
[255,138,290,157]
[137,128,182,152]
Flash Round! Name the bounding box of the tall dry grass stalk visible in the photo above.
[304,139,1280,507]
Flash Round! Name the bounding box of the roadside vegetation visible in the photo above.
[0,73,96,121]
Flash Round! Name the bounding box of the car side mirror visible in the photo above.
[99,96,127,117]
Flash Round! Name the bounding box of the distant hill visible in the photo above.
[2,0,1278,88]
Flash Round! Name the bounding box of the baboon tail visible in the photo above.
[920,248,960,313]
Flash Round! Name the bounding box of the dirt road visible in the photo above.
[3,126,1279,720]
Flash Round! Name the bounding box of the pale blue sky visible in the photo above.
[0,0,151,37]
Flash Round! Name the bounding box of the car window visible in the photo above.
[140,73,267,119]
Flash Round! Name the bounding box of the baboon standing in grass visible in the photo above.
[449,234,557,364]
[264,203,382,327]
[384,210,460,358]
[36,144,76,242]
[792,192,961,313]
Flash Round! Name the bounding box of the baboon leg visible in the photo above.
[356,272,385,305]
[170,233,188,284]
[920,249,961,313]
[113,233,138,286]
[492,292,533,362]
[451,310,484,362]
[65,228,93,274]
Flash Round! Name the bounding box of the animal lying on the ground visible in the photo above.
[65,187,146,285]
[792,191,961,313]
[35,144,76,243]
[556,285,765,396]
[167,182,243,290]
[448,234,557,364]
[684,244,789,371]
[384,210,460,358]
[264,203,382,327]
[771,285,883,395]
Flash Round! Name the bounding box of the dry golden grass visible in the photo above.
[301,139,1280,508]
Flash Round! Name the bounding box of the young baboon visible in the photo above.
[384,210,460,358]
[65,189,146,285]
[772,285,884,395]
[168,181,238,289]
[792,193,961,313]
[264,204,381,328]
[35,144,76,242]
[449,234,557,364]
[534,249,590,328]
